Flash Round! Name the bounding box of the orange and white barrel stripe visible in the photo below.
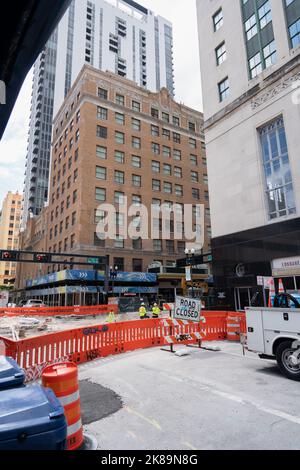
[42,362,84,451]
[227,315,241,341]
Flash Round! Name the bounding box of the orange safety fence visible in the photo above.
[0,304,118,317]
[0,311,245,383]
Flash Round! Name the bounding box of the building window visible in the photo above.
[96,187,106,202]
[174,167,182,178]
[72,212,76,225]
[192,188,200,200]
[95,209,106,223]
[132,118,141,131]
[96,166,107,180]
[98,88,108,100]
[151,125,160,137]
[132,155,141,168]
[175,184,183,197]
[174,149,181,161]
[213,8,223,31]
[97,146,107,159]
[115,150,125,164]
[115,191,125,205]
[166,240,175,254]
[189,122,196,132]
[152,161,160,173]
[132,174,141,187]
[289,18,300,48]
[97,126,107,139]
[163,164,171,176]
[132,136,141,149]
[132,194,142,206]
[97,106,108,120]
[115,170,125,184]
[216,42,227,65]
[191,171,198,182]
[116,94,125,106]
[164,182,172,194]
[218,77,230,102]
[162,128,170,140]
[249,52,262,78]
[258,1,272,30]
[259,116,296,220]
[263,40,276,68]
[152,179,161,191]
[152,142,160,155]
[132,100,141,112]
[173,132,181,144]
[151,108,159,119]
[190,154,198,166]
[153,239,162,251]
[173,116,180,127]
[245,14,257,41]
[94,233,105,247]
[114,235,124,248]
[115,112,125,125]
[132,258,143,272]
[162,112,169,123]
[132,238,142,250]
[115,131,125,144]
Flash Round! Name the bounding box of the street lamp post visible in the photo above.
[110,266,118,298]
[185,248,195,298]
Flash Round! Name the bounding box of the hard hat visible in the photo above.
[141,302,145,306]
[154,303,158,307]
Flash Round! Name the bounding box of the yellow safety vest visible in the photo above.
[107,312,115,323]
[152,307,160,317]
[139,307,147,318]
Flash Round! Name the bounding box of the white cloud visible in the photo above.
[0,69,33,204]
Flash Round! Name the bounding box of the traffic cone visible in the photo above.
[268,278,275,307]
[278,278,285,294]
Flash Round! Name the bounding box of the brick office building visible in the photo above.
[16,66,211,304]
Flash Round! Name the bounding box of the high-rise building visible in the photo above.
[16,66,210,304]
[197,0,300,309]
[23,0,175,225]
[0,192,23,286]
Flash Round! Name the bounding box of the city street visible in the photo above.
[79,342,300,451]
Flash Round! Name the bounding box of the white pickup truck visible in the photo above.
[245,307,300,381]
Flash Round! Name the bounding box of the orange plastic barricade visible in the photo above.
[161,318,202,346]
[227,314,243,341]
[42,362,84,451]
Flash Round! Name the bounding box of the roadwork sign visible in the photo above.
[174,296,201,322]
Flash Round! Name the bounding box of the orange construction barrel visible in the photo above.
[226,315,241,342]
[42,362,83,451]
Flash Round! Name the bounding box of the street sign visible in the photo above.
[185,266,192,281]
[88,257,100,265]
[174,296,201,322]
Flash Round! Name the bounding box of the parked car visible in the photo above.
[22,299,47,308]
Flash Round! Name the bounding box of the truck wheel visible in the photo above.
[276,341,300,381]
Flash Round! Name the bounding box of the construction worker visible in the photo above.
[139,302,149,319]
[152,303,161,319]
[106,309,116,323]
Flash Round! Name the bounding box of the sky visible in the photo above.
[0,0,202,208]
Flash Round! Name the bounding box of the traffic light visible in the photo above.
[0,250,19,261]
[33,253,52,263]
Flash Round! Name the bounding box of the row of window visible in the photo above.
[213,0,300,101]
[98,87,198,132]
[96,124,198,149]
[95,183,204,200]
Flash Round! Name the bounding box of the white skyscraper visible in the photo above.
[23,0,174,224]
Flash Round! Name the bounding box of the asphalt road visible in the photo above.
[78,342,300,450]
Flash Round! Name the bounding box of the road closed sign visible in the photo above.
[174,297,201,322]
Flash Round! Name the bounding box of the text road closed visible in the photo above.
[174,297,201,322]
